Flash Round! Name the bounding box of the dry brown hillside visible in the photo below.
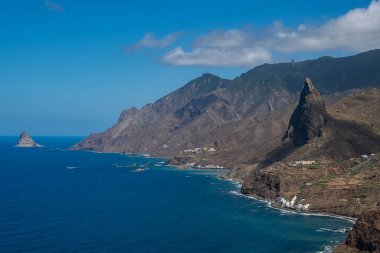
[329,88,380,134]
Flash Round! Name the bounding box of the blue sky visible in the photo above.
[0,0,378,135]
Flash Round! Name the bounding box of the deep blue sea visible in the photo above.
[0,137,352,253]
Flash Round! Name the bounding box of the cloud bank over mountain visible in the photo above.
[161,0,380,67]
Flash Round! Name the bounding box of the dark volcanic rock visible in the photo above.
[15,131,42,148]
[165,156,193,166]
[283,78,327,146]
[241,171,281,199]
[335,207,380,253]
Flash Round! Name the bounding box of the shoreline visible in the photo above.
[72,148,355,252]
[74,148,357,223]
[70,147,172,160]
[223,176,357,224]
[233,190,357,223]
[171,163,357,224]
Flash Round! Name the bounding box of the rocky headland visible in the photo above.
[15,131,42,148]
[334,206,380,253]
[74,49,380,251]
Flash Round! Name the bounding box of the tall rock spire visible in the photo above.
[283,78,327,146]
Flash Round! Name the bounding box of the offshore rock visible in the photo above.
[15,132,42,148]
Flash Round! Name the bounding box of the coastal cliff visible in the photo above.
[335,207,380,253]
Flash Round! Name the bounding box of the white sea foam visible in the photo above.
[227,187,356,223]
[224,178,242,188]
[229,190,240,196]
[229,190,268,203]
[66,166,78,170]
[316,245,334,253]
[271,205,356,223]
[316,228,350,233]
[296,212,356,223]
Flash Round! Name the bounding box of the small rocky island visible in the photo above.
[15,131,43,147]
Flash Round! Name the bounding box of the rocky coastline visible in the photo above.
[75,51,380,252]
[165,78,380,252]
[334,206,380,253]
[170,161,358,222]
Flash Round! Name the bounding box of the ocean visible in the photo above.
[0,137,352,253]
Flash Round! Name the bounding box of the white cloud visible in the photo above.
[297,24,306,31]
[124,32,182,52]
[275,0,380,52]
[194,29,251,49]
[163,47,271,67]
[44,0,64,12]
[163,0,380,67]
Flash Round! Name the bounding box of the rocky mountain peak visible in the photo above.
[304,77,315,91]
[282,78,327,146]
[118,107,139,122]
[300,77,321,103]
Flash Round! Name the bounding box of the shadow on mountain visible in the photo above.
[257,142,297,169]
[258,116,380,169]
[314,117,380,159]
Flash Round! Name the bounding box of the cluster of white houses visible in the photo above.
[185,162,225,169]
[182,147,216,154]
[289,160,316,167]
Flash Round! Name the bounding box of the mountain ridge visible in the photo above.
[75,49,380,160]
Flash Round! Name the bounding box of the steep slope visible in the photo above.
[282,78,327,146]
[241,81,380,217]
[260,80,380,164]
[75,69,293,155]
[75,73,232,154]
[329,88,380,134]
[335,207,380,253]
[75,50,380,162]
